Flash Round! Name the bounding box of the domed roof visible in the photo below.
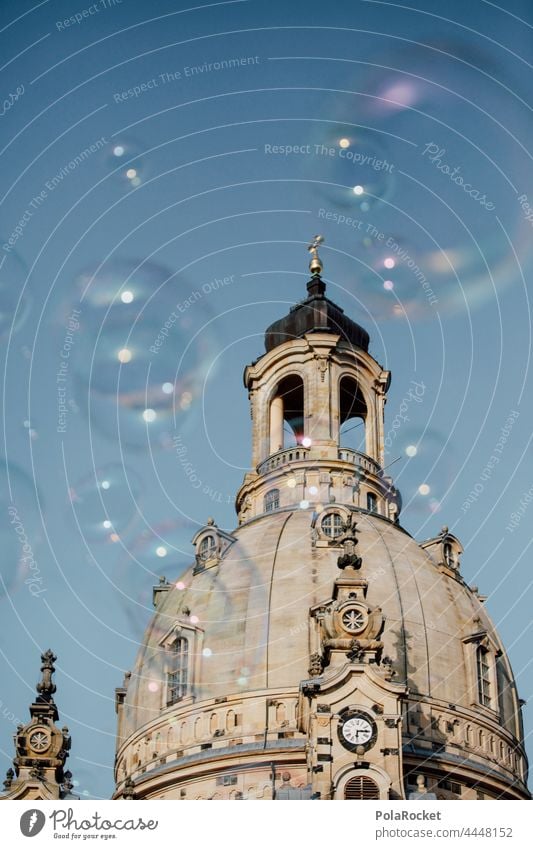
[264,277,370,353]
[121,508,516,741]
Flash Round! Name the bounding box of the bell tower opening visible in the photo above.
[339,375,367,454]
[269,374,304,453]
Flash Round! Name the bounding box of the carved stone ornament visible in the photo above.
[317,356,328,382]
[36,649,57,701]
[336,515,362,571]
[308,653,323,677]
[347,639,365,662]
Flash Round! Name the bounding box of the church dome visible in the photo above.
[113,243,529,801]
[117,509,528,800]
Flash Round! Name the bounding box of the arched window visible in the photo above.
[477,646,491,708]
[269,374,305,453]
[167,637,188,704]
[344,776,380,799]
[339,376,367,453]
[199,535,217,561]
[367,492,378,513]
[264,489,280,512]
[321,512,343,538]
[443,542,454,567]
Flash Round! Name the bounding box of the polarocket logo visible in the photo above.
[20,809,46,837]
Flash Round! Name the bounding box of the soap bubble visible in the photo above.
[104,136,148,188]
[72,259,219,449]
[67,463,143,543]
[306,126,395,213]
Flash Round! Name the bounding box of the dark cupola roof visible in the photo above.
[265,275,370,353]
[265,236,369,353]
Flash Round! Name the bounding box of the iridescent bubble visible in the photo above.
[357,42,533,315]
[72,259,218,450]
[0,247,31,340]
[104,136,147,188]
[356,234,435,321]
[115,517,196,638]
[68,463,142,543]
[306,126,395,212]
[393,427,456,521]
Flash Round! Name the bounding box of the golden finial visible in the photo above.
[308,235,324,276]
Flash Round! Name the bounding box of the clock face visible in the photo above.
[338,713,376,751]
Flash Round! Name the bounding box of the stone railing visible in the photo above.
[257,447,310,475]
[338,448,381,476]
[257,446,382,477]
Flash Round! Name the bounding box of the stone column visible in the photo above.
[269,396,284,454]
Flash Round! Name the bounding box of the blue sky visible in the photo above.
[0,0,532,798]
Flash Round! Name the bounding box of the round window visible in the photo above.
[340,607,367,634]
[321,512,343,538]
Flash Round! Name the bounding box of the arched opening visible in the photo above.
[167,636,189,705]
[264,489,280,513]
[199,534,217,562]
[344,775,380,799]
[477,646,491,708]
[269,374,304,453]
[339,376,367,453]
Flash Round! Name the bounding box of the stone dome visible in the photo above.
[117,506,528,799]
[114,265,528,801]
